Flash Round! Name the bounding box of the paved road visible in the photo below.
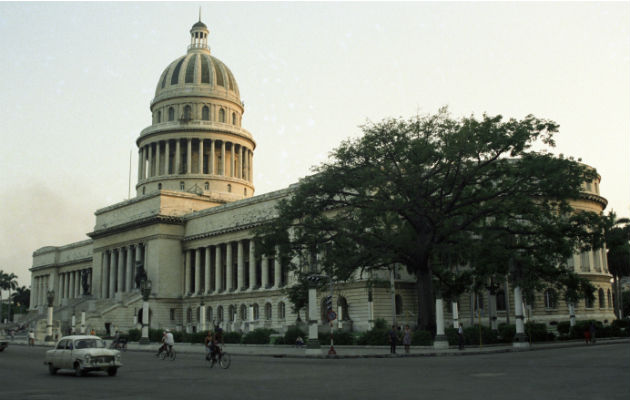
[1,343,628,400]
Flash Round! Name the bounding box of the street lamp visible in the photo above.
[139,279,152,344]
[45,290,55,342]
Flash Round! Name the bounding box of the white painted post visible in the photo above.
[305,285,322,355]
[81,312,86,334]
[433,297,449,349]
[452,301,459,328]
[512,286,529,348]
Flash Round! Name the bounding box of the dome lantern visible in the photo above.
[189,18,210,53]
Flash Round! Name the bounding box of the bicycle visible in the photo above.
[159,345,176,360]
[110,339,127,352]
[207,345,230,369]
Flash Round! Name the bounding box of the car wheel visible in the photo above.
[48,364,58,375]
[107,367,118,377]
[74,362,84,377]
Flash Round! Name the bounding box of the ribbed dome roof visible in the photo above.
[153,52,240,102]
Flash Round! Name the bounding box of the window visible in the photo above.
[586,181,592,191]
[183,105,192,120]
[168,107,175,121]
[598,288,605,308]
[157,111,161,123]
[580,252,590,272]
[227,184,231,193]
[158,183,162,190]
[278,302,286,320]
[207,306,213,322]
[265,303,272,320]
[232,112,236,125]
[395,295,403,315]
[219,108,225,123]
[253,304,259,320]
[496,290,506,311]
[244,188,247,195]
[204,182,209,190]
[240,304,247,321]
[170,308,175,321]
[217,306,224,322]
[228,305,235,322]
[544,289,557,309]
[202,106,209,120]
[180,181,185,190]
[142,187,146,195]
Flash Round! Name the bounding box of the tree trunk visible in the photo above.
[416,269,435,332]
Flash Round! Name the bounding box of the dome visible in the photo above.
[151,20,240,107]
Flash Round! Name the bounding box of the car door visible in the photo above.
[60,339,74,369]
[52,339,66,367]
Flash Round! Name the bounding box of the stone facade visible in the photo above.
[26,20,615,339]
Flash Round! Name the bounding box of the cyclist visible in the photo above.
[156,330,168,357]
[164,328,174,354]
[204,331,214,361]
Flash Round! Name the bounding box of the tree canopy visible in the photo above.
[255,109,606,330]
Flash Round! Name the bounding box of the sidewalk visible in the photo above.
[8,336,628,359]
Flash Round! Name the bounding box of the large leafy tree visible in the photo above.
[603,212,630,318]
[256,109,604,330]
[0,270,19,322]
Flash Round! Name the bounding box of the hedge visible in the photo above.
[242,328,276,344]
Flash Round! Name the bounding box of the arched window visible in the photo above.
[183,105,192,121]
[186,307,192,322]
[598,288,605,308]
[227,184,231,193]
[232,112,236,125]
[265,303,272,320]
[217,306,224,322]
[180,181,185,190]
[219,108,225,123]
[395,294,403,315]
[496,290,506,311]
[544,289,557,309]
[157,111,161,123]
[244,188,247,195]
[142,187,146,195]
[207,306,213,322]
[240,304,247,321]
[278,302,286,320]
[253,304,260,320]
[202,106,209,120]
[168,107,175,121]
[228,305,235,322]
[204,182,209,190]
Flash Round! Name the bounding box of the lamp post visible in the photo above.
[139,279,152,344]
[45,290,55,342]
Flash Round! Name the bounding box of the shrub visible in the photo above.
[570,320,603,340]
[127,329,141,342]
[242,328,275,344]
[283,326,306,345]
[357,324,389,345]
[497,324,515,343]
[525,322,553,342]
[463,325,498,345]
[411,330,433,346]
[317,330,356,346]
[556,321,571,335]
[223,331,242,344]
[445,327,459,345]
[611,319,630,331]
[183,331,207,344]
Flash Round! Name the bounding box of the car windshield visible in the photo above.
[74,339,107,349]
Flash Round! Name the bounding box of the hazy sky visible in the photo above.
[1,2,628,287]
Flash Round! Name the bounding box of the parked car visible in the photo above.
[44,335,122,376]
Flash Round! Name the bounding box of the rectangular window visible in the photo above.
[170,309,175,321]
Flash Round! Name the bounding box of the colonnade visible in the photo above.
[100,243,145,299]
[58,268,92,302]
[184,240,286,296]
[31,274,50,308]
[138,138,253,182]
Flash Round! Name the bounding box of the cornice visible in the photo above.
[88,215,184,239]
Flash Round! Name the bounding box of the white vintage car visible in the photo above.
[44,335,122,376]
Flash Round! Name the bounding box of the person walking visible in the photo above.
[388,325,398,354]
[458,324,465,350]
[402,325,412,354]
[589,322,596,344]
[28,330,35,346]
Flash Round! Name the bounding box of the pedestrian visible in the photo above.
[204,331,213,360]
[584,328,591,344]
[90,328,96,336]
[458,323,465,350]
[28,330,35,346]
[589,322,596,344]
[402,325,412,354]
[388,325,398,354]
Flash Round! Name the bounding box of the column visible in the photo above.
[69,271,75,299]
[185,250,191,296]
[274,248,281,288]
[155,141,161,176]
[226,242,233,291]
[198,139,204,174]
[117,249,125,294]
[148,143,154,177]
[75,271,80,298]
[209,139,214,174]
[231,142,235,177]
[187,138,192,174]
[250,150,254,182]
[200,304,207,332]
[109,250,116,298]
[221,141,226,176]
[249,240,256,290]
[242,147,248,181]
[175,139,181,174]
[135,244,142,288]
[240,146,245,179]
[59,273,64,300]
[204,247,211,294]
[137,148,143,181]
[126,245,133,292]
[165,140,170,175]
[101,252,108,299]
[237,240,244,291]
[194,248,201,295]
[29,275,35,309]
[215,245,222,292]
[261,255,269,289]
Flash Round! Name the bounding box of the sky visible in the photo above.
[0,1,628,287]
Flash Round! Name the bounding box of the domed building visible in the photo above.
[26,20,616,342]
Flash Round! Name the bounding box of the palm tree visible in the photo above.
[11,286,31,309]
[0,271,19,322]
[603,212,630,318]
